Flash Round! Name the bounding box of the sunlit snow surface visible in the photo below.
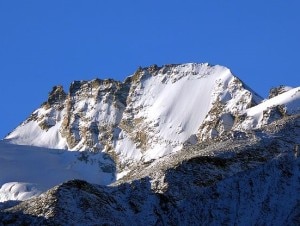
[0,141,115,202]
[127,65,234,160]
[240,87,300,129]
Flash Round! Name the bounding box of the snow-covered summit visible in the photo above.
[5,63,299,164]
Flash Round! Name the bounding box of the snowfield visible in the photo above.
[0,140,115,202]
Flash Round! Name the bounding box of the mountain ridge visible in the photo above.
[6,63,265,161]
[1,62,300,225]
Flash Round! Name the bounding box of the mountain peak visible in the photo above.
[5,63,299,164]
[128,63,217,83]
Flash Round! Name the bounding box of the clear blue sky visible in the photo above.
[0,0,299,139]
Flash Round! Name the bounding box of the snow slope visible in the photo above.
[0,140,115,202]
[238,87,300,130]
[121,64,233,160]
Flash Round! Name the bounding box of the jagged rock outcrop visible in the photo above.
[59,79,130,151]
[269,85,292,99]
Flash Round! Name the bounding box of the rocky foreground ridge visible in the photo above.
[1,63,300,225]
[2,115,300,225]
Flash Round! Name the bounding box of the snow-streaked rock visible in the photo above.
[237,87,300,130]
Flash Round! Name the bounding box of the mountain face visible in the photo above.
[6,63,263,162]
[1,63,300,225]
